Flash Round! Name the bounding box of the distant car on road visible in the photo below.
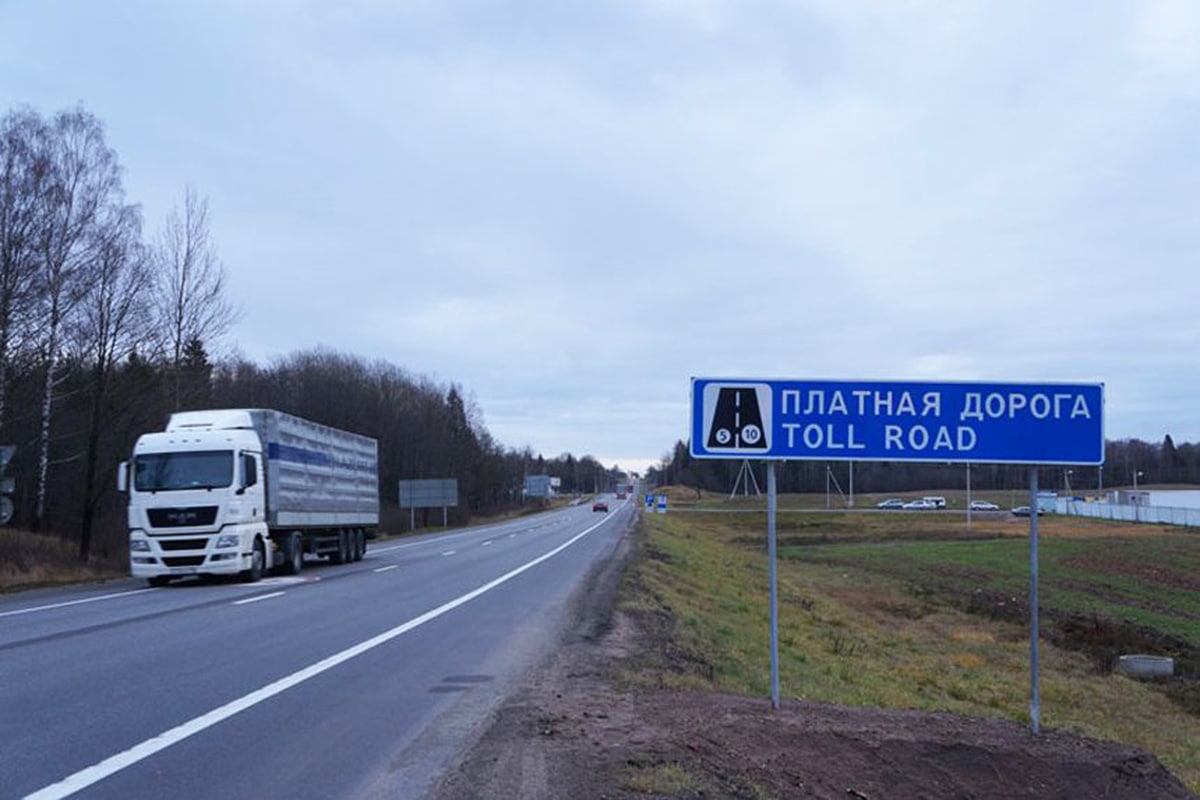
[592,501,608,512]
[902,499,937,510]
[969,500,1000,511]
[1011,505,1045,516]
[876,498,906,509]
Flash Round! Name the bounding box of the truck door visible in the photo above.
[240,451,265,520]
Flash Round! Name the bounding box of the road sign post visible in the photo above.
[689,377,1104,728]
[399,479,459,530]
[1030,468,1042,734]
[767,462,779,710]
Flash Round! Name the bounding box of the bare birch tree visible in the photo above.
[0,109,48,440]
[152,187,239,409]
[68,201,149,556]
[32,107,124,529]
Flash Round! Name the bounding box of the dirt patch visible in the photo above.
[430,525,1196,800]
[1061,553,1200,595]
[945,587,1198,672]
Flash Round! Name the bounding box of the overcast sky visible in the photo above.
[4,1,1199,474]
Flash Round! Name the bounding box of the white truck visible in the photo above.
[119,408,379,586]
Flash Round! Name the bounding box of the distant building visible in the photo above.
[1111,489,1200,508]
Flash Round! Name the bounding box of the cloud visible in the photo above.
[5,0,1200,460]
[1132,0,1200,81]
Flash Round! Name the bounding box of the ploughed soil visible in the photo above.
[430,525,1196,800]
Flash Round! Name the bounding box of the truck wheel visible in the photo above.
[241,539,266,582]
[353,529,365,561]
[148,576,172,588]
[281,533,303,575]
[330,530,347,565]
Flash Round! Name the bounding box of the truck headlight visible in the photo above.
[130,539,151,552]
[215,534,240,549]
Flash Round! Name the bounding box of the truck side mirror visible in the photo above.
[117,461,128,492]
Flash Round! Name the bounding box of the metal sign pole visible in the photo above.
[1029,467,1041,734]
[767,461,780,710]
[966,462,972,530]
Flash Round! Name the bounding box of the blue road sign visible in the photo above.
[691,378,1104,465]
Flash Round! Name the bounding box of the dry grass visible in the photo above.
[0,528,125,592]
[624,507,1200,791]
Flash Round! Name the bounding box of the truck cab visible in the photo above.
[122,417,268,585]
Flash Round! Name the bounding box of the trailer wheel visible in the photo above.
[281,532,303,575]
[330,529,347,565]
[357,528,366,561]
[352,529,364,562]
[241,538,266,582]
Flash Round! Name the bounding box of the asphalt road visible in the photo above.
[0,497,634,800]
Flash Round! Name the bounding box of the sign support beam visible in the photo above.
[767,461,780,710]
[1029,467,1041,734]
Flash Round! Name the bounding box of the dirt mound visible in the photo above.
[621,692,1193,799]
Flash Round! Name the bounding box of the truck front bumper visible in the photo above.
[130,533,250,578]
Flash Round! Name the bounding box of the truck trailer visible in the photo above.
[119,408,380,586]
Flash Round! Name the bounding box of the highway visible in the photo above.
[0,497,634,800]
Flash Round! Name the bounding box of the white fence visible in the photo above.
[1058,499,1200,528]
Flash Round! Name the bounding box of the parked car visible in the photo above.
[1011,505,1045,516]
[902,499,937,510]
[922,496,947,509]
[969,500,1000,511]
[876,498,906,509]
[592,500,609,512]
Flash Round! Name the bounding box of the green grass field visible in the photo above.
[622,494,1200,791]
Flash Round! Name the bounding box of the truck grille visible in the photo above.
[162,556,206,567]
[148,506,218,528]
[158,539,208,552]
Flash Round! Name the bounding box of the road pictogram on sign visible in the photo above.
[702,383,772,453]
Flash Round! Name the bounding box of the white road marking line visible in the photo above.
[481,541,492,547]
[232,592,285,606]
[0,588,156,618]
[24,516,609,800]
[373,564,399,573]
[256,576,318,587]
[441,550,456,556]
[366,506,583,555]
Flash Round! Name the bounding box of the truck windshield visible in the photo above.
[134,451,234,492]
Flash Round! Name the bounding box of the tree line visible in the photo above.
[1,104,615,563]
[648,435,1200,498]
